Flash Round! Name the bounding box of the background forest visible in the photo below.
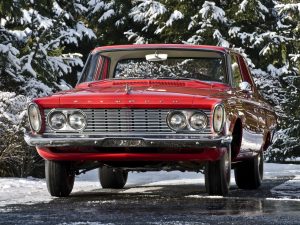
[0,0,299,177]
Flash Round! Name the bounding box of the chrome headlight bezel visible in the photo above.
[212,104,225,133]
[189,112,208,131]
[167,110,208,133]
[166,111,188,131]
[27,103,42,133]
[47,111,67,131]
[68,110,87,131]
[47,109,87,132]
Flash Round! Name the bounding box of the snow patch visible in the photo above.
[187,195,223,199]
[0,163,299,207]
[271,175,300,198]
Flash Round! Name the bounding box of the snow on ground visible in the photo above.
[270,175,300,198]
[0,163,299,209]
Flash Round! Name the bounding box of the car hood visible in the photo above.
[35,80,231,109]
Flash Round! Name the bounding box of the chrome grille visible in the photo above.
[44,109,211,134]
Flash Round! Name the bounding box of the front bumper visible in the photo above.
[24,133,232,148]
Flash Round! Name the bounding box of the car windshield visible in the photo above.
[78,49,227,84]
[114,58,226,83]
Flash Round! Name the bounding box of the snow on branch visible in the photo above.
[0,43,20,70]
[236,0,269,20]
[165,10,184,27]
[76,22,96,40]
[98,9,115,22]
[88,0,116,23]
[130,0,167,31]
[124,30,147,44]
[275,3,300,16]
[199,1,227,24]
[0,92,29,130]
[213,30,229,47]
[267,64,291,78]
[88,0,113,15]
[289,54,300,62]
[21,78,53,98]
[22,9,54,30]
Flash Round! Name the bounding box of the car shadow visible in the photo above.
[40,176,300,217]
[66,176,293,200]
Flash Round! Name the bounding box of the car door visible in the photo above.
[238,55,277,148]
[230,53,263,154]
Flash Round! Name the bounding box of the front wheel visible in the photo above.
[99,166,128,189]
[45,160,75,197]
[234,151,263,189]
[205,147,231,196]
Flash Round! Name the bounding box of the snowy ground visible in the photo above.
[0,163,299,209]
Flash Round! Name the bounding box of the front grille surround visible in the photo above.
[44,109,212,134]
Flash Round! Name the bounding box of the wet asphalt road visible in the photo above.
[1,176,300,225]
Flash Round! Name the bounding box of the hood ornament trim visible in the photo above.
[125,84,132,94]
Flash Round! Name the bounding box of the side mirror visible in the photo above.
[239,81,252,93]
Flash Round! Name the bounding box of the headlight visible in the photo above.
[167,111,187,131]
[48,111,67,130]
[213,104,225,133]
[189,112,208,130]
[68,111,86,130]
[27,103,42,132]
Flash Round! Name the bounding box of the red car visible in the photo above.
[25,44,276,197]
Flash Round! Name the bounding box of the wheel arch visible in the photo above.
[229,117,243,160]
[262,131,271,151]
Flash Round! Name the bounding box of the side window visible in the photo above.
[78,54,102,83]
[238,55,254,87]
[230,54,242,88]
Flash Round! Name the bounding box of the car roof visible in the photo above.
[92,44,229,54]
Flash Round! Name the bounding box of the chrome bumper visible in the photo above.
[25,133,232,148]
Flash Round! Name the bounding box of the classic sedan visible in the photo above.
[25,44,277,197]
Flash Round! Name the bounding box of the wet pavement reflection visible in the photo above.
[1,177,300,225]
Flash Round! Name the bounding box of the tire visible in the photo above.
[45,160,75,197]
[99,166,128,189]
[234,151,263,189]
[205,147,231,196]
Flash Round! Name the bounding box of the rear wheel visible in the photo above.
[45,160,75,197]
[99,166,128,189]
[205,147,231,196]
[234,151,263,189]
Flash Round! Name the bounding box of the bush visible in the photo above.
[0,92,44,177]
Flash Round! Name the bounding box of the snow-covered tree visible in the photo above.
[122,0,300,161]
[86,0,132,45]
[0,0,95,176]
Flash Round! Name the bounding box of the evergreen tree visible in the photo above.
[0,0,95,176]
[122,0,300,161]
